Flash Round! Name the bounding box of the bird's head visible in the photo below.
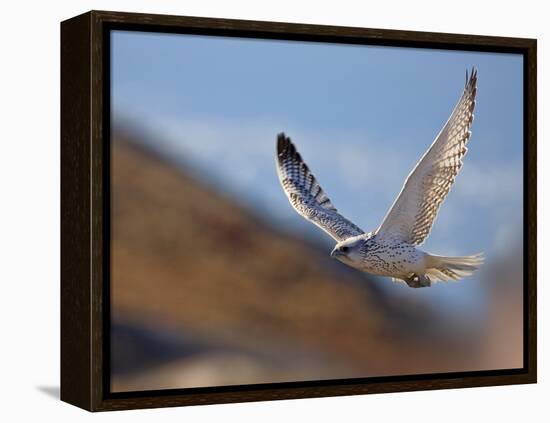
[330,235,365,266]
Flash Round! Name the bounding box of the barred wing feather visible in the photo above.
[376,69,478,245]
[276,134,364,242]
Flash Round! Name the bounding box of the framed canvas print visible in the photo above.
[60,10,537,411]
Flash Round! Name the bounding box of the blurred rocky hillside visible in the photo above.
[111,128,522,392]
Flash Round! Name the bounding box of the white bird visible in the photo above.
[276,69,483,288]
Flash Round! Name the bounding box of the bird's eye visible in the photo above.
[340,246,349,253]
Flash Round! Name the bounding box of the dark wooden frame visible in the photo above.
[61,10,537,412]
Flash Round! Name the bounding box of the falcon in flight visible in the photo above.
[276,69,483,288]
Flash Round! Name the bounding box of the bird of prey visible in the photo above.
[276,69,483,288]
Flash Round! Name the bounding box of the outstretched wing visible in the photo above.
[376,69,478,246]
[276,134,364,242]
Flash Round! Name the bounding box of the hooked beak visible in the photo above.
[330,248,343,258]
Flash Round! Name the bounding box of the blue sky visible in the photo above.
[111,30,524,313]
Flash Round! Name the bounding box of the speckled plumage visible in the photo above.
[276,70,483,288]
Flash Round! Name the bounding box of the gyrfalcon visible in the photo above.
[276,69,483,288]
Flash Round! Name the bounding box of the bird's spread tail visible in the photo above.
[425,253,484,282]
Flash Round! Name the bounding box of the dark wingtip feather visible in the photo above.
[277,132,291,156]
[465,67,478,90]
